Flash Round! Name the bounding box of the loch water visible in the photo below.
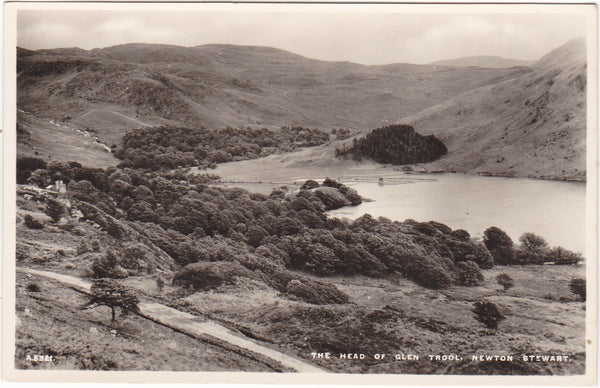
[327,173,586,254]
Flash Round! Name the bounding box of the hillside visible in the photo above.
[17,43,530,165]
[431,56,533,69]
[405,38,587,180]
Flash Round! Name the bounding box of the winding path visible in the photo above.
[17,267,326,373]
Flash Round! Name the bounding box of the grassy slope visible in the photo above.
[403,38,587,180]
[17,111,120,168]
[17,44,528,143]
[15,273,270,371]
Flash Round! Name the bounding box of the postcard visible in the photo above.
[3,2,597,385]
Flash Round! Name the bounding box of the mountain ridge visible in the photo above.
[16,39,587,180]
[17,42,530,138]
[404,38,587,180]
[431,55,533,69]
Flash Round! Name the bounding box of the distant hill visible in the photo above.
[405,38,587,180]
[431,56,534,69]
[17,43,529,166]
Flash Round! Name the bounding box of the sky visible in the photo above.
[16,4,592,65]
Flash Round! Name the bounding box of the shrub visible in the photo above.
[413,222,439,236]
[514,248,545,265]
[44,198,65,223]
[547,247,583,265]
[269,189,286,200]
[173,261,251,291]
[569,278,586,301]
[120,244,150,271]
[245,225,268,248]
[77,242,90,255]
[472,301,505,329]
[300,179,320,190]
[236,253,281,273]
[496,273,514,291]
[23,215,43,229]
[490,246,517,265]
[543,293,556,301]
[314,189,347,210]
[322,177,343,189]
[26,283,41,292]
[80,279,140,323]
[344,188,362,206]
[455,261,484,286]
[450,229,471,242]
[91,240,101,252]
[285,278,350,305]
[91,251,128,279]
[17,157,47,184]
[404,257,453,289]
[263,268,296,291]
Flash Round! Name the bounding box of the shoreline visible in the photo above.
[204,143,587,186]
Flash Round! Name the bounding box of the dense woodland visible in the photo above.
[114,126,330,170]
[336,124,447,165]
[18,158,582,305]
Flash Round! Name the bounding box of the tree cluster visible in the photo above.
[484,227,582,265]
[21,161,583,298]
[335,124,447,165]
[114,125,330,170]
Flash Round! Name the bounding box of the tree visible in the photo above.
[80,279,140,323]
[473,301,505,329]
[483,227,515,265]
[569,278,586,301]
[496,273,514,291]
[519,232,548,254]
[483,227,513,250]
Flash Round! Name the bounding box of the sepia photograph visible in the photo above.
[2,2,597,385]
